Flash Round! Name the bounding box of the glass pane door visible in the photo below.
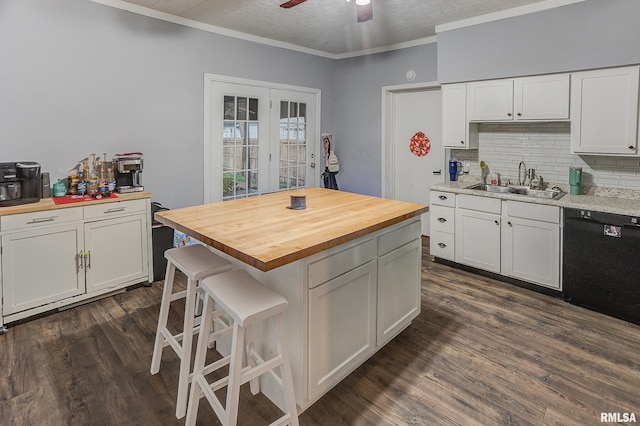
[270,89,317,193]
[222,95,260,200]
[279,100,307,190]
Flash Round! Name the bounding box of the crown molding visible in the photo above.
[435,0,585,33]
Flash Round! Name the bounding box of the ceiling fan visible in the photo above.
[279,0,373,23]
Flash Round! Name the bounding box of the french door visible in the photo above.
[204,76,319,203]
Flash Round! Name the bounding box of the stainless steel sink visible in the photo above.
[522,188,566,200]
[465,183,566,200]
[465,183,518,194]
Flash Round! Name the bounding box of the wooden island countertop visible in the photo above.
[155,188,428,271]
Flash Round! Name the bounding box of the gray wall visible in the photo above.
[437,0,640,83]
[333,44,438,196]
[0,0,335,208]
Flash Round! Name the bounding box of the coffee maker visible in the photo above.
[114,154,144,193]
[0,162,42,206]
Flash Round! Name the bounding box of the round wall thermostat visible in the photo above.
[405,70,416,81]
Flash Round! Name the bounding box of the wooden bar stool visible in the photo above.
[150,244,232,419]
[185,269,299,426]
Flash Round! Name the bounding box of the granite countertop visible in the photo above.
[431,181,640,217]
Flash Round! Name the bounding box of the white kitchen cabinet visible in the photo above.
[2,222,85,315]
[429,190,455,260]
[306,218,421,405]
[468,74,570,122]
[501,201,560,289]
[308,260,377,401]
[454,194,501,273]
[570,66,640,156]
[84,214,149,293]
[377,238,421,345]
[514,74,570,120]
[1,197,152,324]
[442,83,478,149]
[467,78,513,121]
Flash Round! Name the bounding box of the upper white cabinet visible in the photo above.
[570,66,640,156]
[467,79,514,121]
[514,74,570,120]
[467,74,570,122]
[442,83,478,149]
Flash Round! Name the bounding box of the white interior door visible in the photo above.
[390,88,444,235]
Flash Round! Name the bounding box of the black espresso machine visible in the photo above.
[0,162,42,207]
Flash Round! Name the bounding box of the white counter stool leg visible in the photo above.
[185,269,299,426]
[150,244,232,419]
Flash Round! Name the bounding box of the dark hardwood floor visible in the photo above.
[1,237,639,425]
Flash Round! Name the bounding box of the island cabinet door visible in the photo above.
[376,238,421,346]
[308,261,377,401]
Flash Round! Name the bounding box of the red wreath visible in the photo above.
[410,131,431,157]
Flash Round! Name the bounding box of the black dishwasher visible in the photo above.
[563,208,640,325]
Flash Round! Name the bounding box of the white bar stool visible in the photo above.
[185,269,299,426]
[150,244,232,419]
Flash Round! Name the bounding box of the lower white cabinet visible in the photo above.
[1,198,152,323]
[377,238,421,345]
[454,195,502,274]
[440,193,561,289]
[2,222,85,315]
[308,260,377,401]
[429,191,456,260]
[306,218,421,403]
[501,201,560,289]
[84,214,149,293]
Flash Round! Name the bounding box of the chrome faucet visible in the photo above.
[517,161,526,186]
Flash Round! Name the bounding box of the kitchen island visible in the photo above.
[155,187,428,411]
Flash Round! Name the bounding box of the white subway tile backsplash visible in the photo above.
[451,122,640,190]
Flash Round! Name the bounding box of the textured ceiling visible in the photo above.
[116,0,559,56]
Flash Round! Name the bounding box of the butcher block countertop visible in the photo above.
[0,192,152,216]
[155,188,428,272]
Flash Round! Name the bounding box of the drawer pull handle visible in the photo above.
[104,207,125,214]
[437,243,447,248]
[27,216,57,224]
[438,195,447,200]
[437,217,447,223]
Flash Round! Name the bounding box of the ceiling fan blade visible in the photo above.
[356,2,373,22]
[279,0,308,9]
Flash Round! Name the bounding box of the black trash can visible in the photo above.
[151,201,174,282]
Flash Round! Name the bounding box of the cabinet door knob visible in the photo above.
[437,217,447,223]
[508,221,513,227]
[437,242,447,248]
[629,146,635,150]
[507,113,512,117]
[517,112,522,117]
[438,195,447,200]
[460,140,464,145]
[495,220,500,225]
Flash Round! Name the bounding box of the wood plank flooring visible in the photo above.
[1,237,639,425]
